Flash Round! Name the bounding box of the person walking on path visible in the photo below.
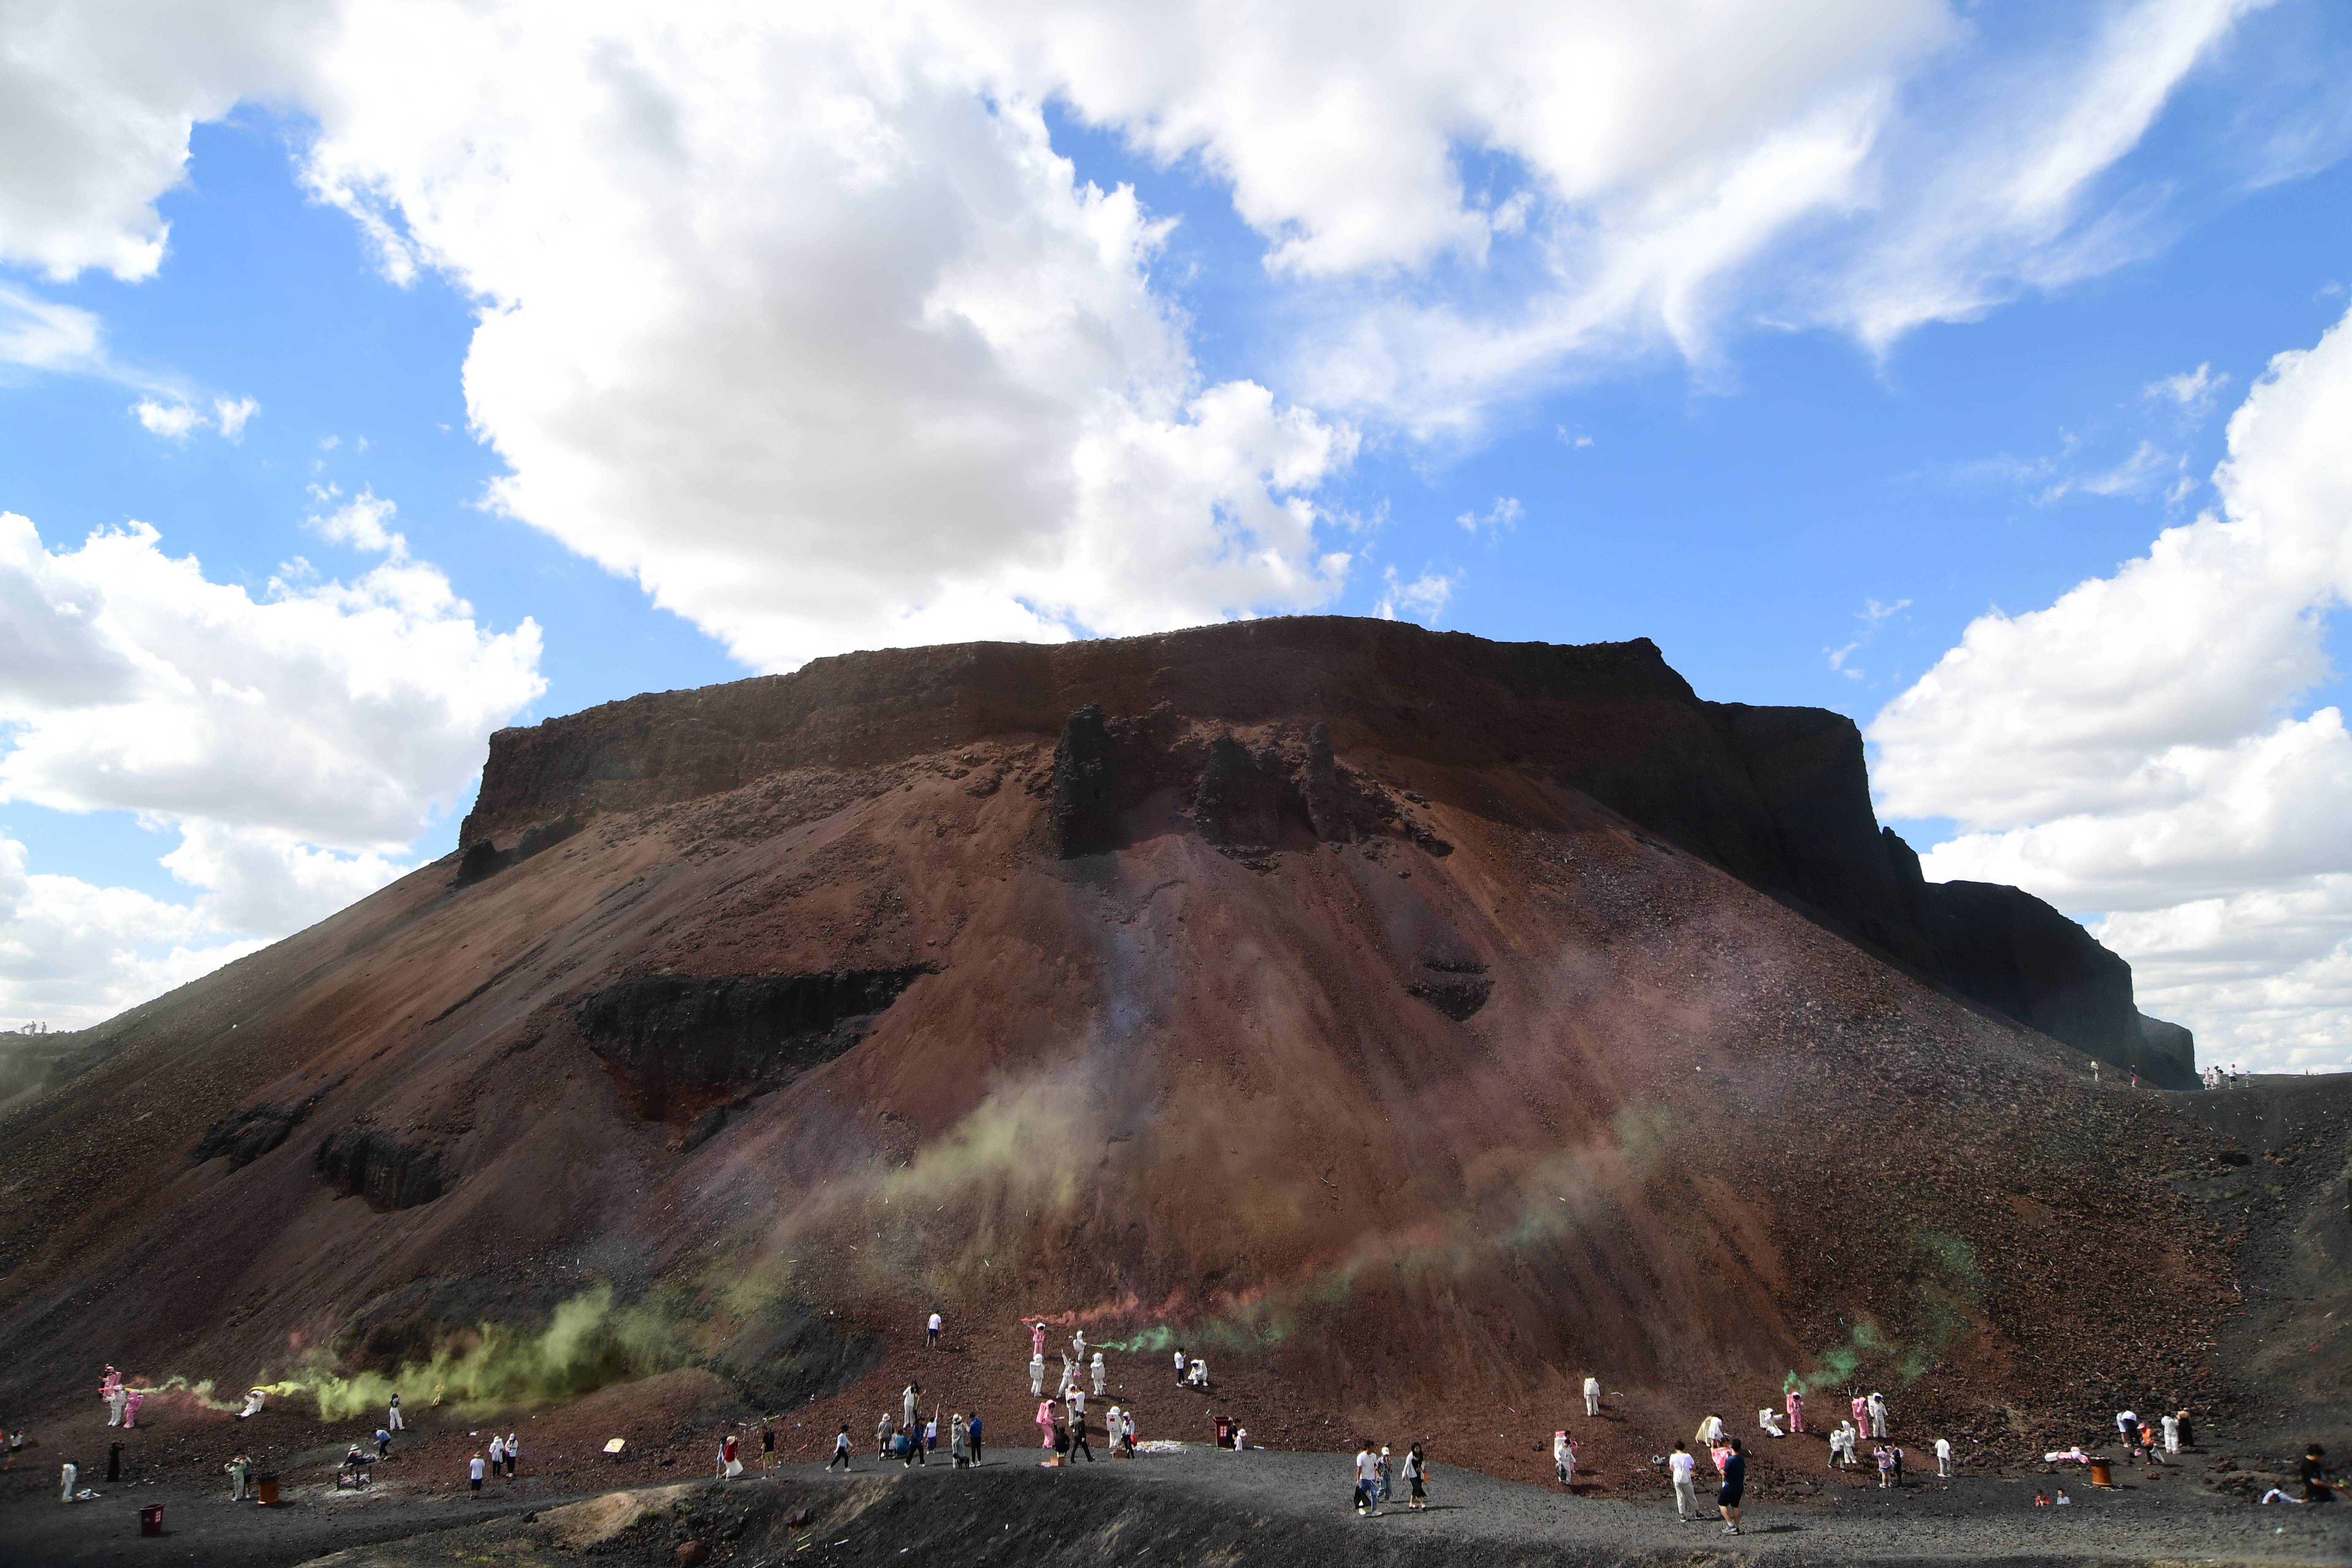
[877,1412,893,1460]
[927,1309,942,1349]
[1069,1406,1094,1462]
[1036,1400,1057,1464]
[1670,1440,1699,1521]
[969,1413,983,1465]
[1354,1440,1383,1516]
[829,1423,853,1470]
[1786,1388,1804,1434]
[387,1390,404,1432]
[1402,1442,1429,1511]
[1554,1429,1576,1489]
[1717,1438,1746,1535]
[1935,1436,1952,1477]
[1584,1374,1601,1417]
[950,1413,968,1467]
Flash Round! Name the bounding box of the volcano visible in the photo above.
[0,618,2259,1486]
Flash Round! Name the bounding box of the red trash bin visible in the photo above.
[139,1503,164,1535]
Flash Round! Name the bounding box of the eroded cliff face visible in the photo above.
[461,618,2188,1081]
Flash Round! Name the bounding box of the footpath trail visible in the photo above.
[2,1443,2345,1568]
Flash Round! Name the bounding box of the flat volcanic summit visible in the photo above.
[0,618,2273,1489]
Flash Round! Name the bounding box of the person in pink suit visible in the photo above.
[1032,1322,1047,1358]
[1036,1399,1057,1461]
[99,1367,125,1427]
[1851,1394,1868,1441]
[1786,1389,1804,1434]
[122,1389,144,1429]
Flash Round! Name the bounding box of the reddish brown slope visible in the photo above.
[0,623,2239,1487]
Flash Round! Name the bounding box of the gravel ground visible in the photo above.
[3,1439,2345,1567]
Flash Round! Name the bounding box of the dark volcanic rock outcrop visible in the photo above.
[575,968,931,1119]
[191,1102,310,1168]
[315,1124,447,1211]
[2136,1013,2198,1087]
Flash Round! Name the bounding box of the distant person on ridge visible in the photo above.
[1584,1373,1601,1417]
[1717,1437,1746,1535]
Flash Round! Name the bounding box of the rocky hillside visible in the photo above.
[0,619,2235,1474]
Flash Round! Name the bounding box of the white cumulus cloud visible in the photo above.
[0,832,263,1031]
[0,510,544,1025]
[0,0,2289,664]
[1870,300,2352,1073]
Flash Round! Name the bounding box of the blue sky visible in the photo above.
[3,0,2350,1070]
